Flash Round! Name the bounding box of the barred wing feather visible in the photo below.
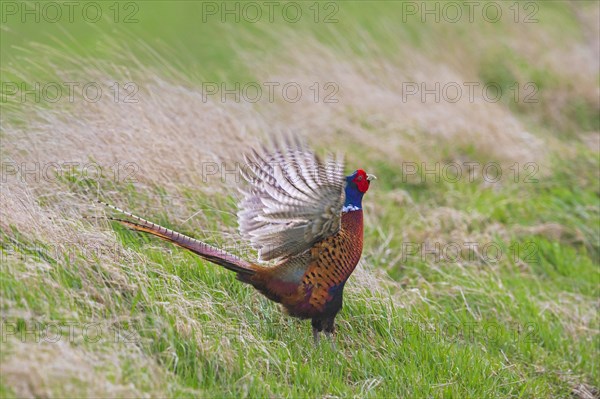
[238,142,345,262]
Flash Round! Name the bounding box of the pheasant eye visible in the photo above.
[357,175,363,181]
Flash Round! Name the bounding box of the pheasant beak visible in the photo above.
[366,174,377,182]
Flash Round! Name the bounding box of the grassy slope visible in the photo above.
[1,1,599,398]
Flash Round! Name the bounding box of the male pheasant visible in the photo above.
[104,140,375,343]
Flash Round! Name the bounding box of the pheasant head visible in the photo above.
[343,169,376,212]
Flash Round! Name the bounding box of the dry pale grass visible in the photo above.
[1,339,170,399]
[1,48,268,192]
[249,33,544,169]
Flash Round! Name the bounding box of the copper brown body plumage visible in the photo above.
[103,139,375,343]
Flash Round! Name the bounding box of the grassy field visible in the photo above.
[1,1,599,398]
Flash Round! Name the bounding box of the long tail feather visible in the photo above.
[99,201,256,276]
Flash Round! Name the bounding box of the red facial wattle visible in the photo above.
[353,169,370,193]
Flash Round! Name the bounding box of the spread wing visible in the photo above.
[238,139,345,262]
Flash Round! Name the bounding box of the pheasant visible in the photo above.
[103,140,375,343]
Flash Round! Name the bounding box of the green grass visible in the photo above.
[2,148,598,396]
[1,1,599,398]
